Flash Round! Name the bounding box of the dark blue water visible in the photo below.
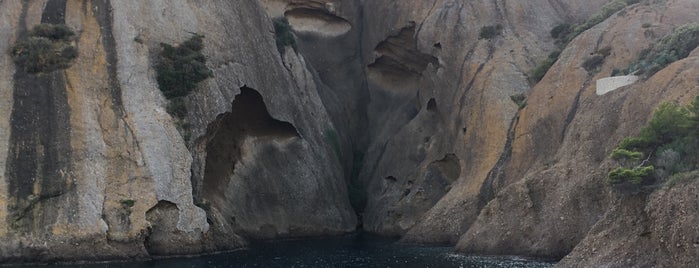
[17,234,554,268]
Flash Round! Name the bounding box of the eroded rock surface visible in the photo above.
[456,0,699,263]
[0,0,354,262]
[1,0,698,266]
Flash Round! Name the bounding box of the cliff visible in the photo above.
[0,0,697,267]
[0,0,355,262]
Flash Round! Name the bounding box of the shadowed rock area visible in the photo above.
[285,8,352,36]
[6,0,72,237]
[367,24,439,90]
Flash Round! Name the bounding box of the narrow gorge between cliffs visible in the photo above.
[0,0,698,267]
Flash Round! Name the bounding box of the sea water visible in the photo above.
[15,234,554,268]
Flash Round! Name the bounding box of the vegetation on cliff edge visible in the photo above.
[535,0,639,81]
[156,34,213,100]
[625,23,699,77]
[608,96,699,190]
[273,18,297,55]
[156,34,212,142]
[11,23,78,73]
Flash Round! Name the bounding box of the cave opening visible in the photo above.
[426,98,437,111]
[144,200,179,255]
[200,87,299,210]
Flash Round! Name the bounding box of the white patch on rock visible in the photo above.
[596,75,638,95]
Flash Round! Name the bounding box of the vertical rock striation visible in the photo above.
[0,0,698,266]
[1,0,355,262]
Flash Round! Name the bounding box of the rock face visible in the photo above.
[359,0,610,243]
[557,177,699,267]
[0,0,354,262]
[0,0,698,266]
[456,0,699,263]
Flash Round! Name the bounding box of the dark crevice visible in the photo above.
[367,25,439,85]
[560,78,592,142]
[41,0,67,24]
[5,0,72,233]
[426,98,437,111]
[199,87,299,210]
[91,0,125,115]
[477,111,521,211]
[11,191,67,225]
[144,200,179,255]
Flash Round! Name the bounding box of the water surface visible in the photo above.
[18,234,554,268]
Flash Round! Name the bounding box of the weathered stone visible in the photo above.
[1,0,698,266]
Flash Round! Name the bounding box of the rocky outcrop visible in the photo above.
[0,0,354,262]
[455,0,699,263]
[357,0,698,266]
[359,0,609,243]
[557,177,699,267]
[1,0,698,266]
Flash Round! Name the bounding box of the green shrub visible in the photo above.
[608,166,655,185]
[530,53,559,83]
[156,34,213,99]
[11,24,77,73]
[610,148,643,160]
[651,23,699,59]
[479,24,503,40]
[608,96,699,191]
[665,170,699,188]
[120,199,135,208]
[510,93,527,109]
[582,54,606,72]
[550,24,571,39]
[618,136,652,151]
[626,23,699,76]
[566,0,629,42]
[639,102,689,145]
[167,97,188,119]
[195,200,211,211]
[273,18,296,55]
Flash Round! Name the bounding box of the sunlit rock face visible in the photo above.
[0,0,354,262]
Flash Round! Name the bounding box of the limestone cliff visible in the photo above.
[359,0,609,242]
[0,0,698,266]
[0,0,355,262]
[455,1,699,265]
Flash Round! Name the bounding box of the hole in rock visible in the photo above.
[201,87,299,208]
[426,98,437,111]
[284,8,351,36]
[367,25,438,88]
[433,154,461,183]
[144,200,179,255]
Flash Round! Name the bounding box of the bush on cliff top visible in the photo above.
[530,51,560,83]
[625,23,699,76]
[156,34,213,100]
[11,23,78,73]
[273,18,296,55]
[608,96,699,190]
